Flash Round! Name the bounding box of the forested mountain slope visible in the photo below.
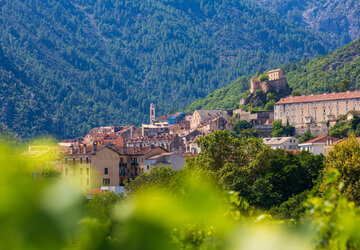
[0,45,61,138]
[252,0,360,44]
[187,38,360,111]
[0,0,341,138]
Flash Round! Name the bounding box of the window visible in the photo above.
[86,157,89,164]
[103,178,110,186]
[80,158,82,164]
[284,146,287,149]
[86,168,89,175]
[73,158,75,166]
[104,168,108,174]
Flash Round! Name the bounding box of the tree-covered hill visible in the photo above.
[187,38,360,111]
[252,0,360,44]
[0,0,343,138]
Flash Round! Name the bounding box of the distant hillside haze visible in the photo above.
[187,38,360,111]
[0,0,350,139]
[252,0,360,44]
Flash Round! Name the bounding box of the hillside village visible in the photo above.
[25,68,360,195]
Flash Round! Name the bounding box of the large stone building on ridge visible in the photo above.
[274,90,360,127]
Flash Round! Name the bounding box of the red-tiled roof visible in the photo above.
[284,149,301,154]
[329,117,341,122]
[147,152,176,159]
[332,137,360,145]
[300,136,340,145]
[182,153,199,158]
[85,189,101,195]
[276,91,360,104]
[156,115,168,120]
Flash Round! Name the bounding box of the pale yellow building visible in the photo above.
[267,69,284,81]
[60,145,169,191]
[274,91,360,127]
[60,146,122,191]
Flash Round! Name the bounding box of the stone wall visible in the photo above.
[267,78,291,96]
[295,125,329,137]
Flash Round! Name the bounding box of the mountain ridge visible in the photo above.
[0,0,350,138]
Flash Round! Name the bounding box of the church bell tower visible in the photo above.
[150,103,155,123]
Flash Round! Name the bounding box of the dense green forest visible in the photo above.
[188,38,360,111]
[252,0,360,44]
[0,0,341,139]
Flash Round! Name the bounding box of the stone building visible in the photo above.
[190,110,229,130]
[60,145,169,190]
[141,122,170,137]
[125,134,184,153]
[144,152,185,172]
[274,91,360,127]
[233,109,274,124]
[250,69,289,95]
[263,137,299,150]
[299,136,340,155]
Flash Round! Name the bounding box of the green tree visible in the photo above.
[126,166,178,194]
[233,120,252,132]
[321,136,360,205]
[298,129,316,143]
[338,79,350,92]
[86,191,124,219]
[258,74,269,82]
[264,99,276,111]
[272,120,295,137]
[292,89,302,96]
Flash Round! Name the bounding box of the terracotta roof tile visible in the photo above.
[276,91,360,104]
[85,189,101,195]
[300,136,340,145]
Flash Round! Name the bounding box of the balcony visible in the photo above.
[131,161,139,166]
[119,162,127,167]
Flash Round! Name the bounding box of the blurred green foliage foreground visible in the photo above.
[2,132,360,249]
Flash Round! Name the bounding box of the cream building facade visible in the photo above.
[263,137,299,150]
[274,91,360,127]
[190,110,229,130]
[60,145,169,191]
[267,69,284,81]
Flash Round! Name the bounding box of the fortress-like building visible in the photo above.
[274,91,360,126]
[250,69,289,95]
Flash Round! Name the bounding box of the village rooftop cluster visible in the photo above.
[24,69,360,196]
